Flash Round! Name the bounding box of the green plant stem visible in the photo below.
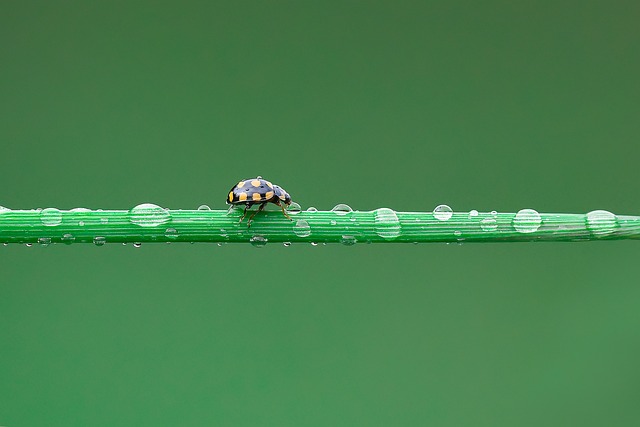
[0,205,638,245]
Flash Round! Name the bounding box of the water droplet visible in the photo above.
[70,207,90,212]
[586,210,617,236]
[25,243,33,247]
[78,221,85,226]
[468,210,479,218]
[216,243,222,247]
[130,203,171,227]
[283,242,291,247]
[38,237,51,247]
[250,235,268,248]
[310,242,318,246]
[100,217,109,224]
[286,202,301,215]
[306,207,318,212]
[374,208,401,239]
[0,206,10,213]
[61,233,75,244]
[433,205,453,221]
[93,236,107,246]
[454,230,462,236]
[3,243,8,246]
[293,219,311,237]
[513,209,542,233]
[133,242,142,248]
[198,204,211,211]
[165,228,178,239]
[491,210,498,216]
[331,204,353,216]
[340,235,357,246]
[40,208,63,226]
[330,220,337,226]
[480,217,498,232]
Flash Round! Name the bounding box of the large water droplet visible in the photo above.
[340,235,357,246]
[61,233,75,244]
[198,204,211,211]
[0,206,10,213]
[130,203,171,227]
[293,219,311,237]
[331,204,353,216]
[250,235,268,248]
[40,208,63,226]
[433,205,453,221]
[586,210,617,236]
[93,236,107,246]
[374,208,401,239]
[165,228,178,239]
[286,202,301,215]
[513,209,542,233]
[480,217,498,232]
[38,237,51,247]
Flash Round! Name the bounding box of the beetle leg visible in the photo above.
[239,203,251,223]
[247,202,267,228]
[276,200,292,220]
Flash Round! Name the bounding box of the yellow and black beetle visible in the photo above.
[227,176,293,227]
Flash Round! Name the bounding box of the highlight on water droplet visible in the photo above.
[433,205,453,221]
[293,219,311,237]
[40,208,63,226]
[93,236,107,246]
[286,202,302,215]
[340,235,357,246]
[374,208,401,239]
[468,210,479,218]
[513,209,542,233]
[250,235,268,248]
[586,210,618,236]
[198,204,211,211]
[61,233,75,244]
[331,204,353,216]
[165,228,178,239]
[480,217,498,232]
[78,221,85,226]
[130,203,171,227]
[38,237,51,247]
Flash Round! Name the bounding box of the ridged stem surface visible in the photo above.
[0,204,638,245]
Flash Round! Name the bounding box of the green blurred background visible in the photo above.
[1,1,639,425]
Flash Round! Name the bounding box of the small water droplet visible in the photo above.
[283,242,291,247]
[491,210,498,216]
[3,243,8,246]
[25,243,33,247]
[70,207,90,212]
[586,210,617,236]
[306,207,318,212]
[250,235,268,247]
[38,237,51,247]
[216,243,222,247]
[293,219,311,237]
[468,210,479,218]
[330,220,337,226]
[513,209,542,233]
[165,228,178,239]
[331,204,353,216]
[310,242,318,246]
[198,204,211,211]
[480,217,498,232]
[374,208,401,239]
[340,235,357,246]
[130,203,171,227]
[40,208,63,226]
[433,205,453,221]
[286,202,301,215]
[93,236,107,246]
[61,233,75,244]
[78,221,85,226]
[454,230,462,236]
[100,217,109,224]
[133,242,142,248]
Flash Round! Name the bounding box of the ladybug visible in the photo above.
[227,176,293,227]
